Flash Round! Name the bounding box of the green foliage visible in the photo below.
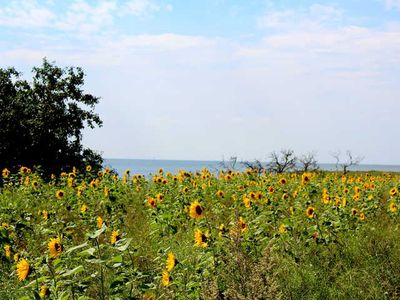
[0,58,102,176]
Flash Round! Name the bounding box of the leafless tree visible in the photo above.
[298,152,319,172]
[330,150,364,174]
[241,159,266,175]
[267,149,297,173]
[218,156,238,171]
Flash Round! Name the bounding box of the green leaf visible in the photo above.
[79,247,96,257]
[62,265,84,277]
[66,243,88,255]
[88,224,106,239]
[115,238,132,252]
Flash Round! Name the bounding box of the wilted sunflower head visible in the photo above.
[39,285,50,298]
[162,270,171,287]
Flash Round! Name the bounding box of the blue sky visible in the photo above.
[1,0,400,164]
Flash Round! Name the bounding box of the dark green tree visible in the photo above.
[0,58,103,176]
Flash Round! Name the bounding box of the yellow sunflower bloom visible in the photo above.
[111,230,120,245]
[194,229,208,247]
[189,201,204,219]
[166,252,177,272]
[162,270,171,287]
[16,259,30,281]
[48,237,63,258]
[306,207,315,218]
[55,190,65,199]
[39,285,50,298]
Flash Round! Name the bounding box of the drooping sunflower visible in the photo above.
[166,252,177,272]
[194,229,208,247]
[39,285,50,298]
[189,201,204,219]
[389,202,398,213]
[162,270,171,287]
[55,190,65,199]
[16,259,30,281]
[306,207,315,218]
[111,230,120,245]
[48,237,63,258]
[243,196,251,208]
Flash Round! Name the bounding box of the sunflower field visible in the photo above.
[1,166,400,299]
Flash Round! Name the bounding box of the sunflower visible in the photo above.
[97,216,104,228]
[359,212,366,221]
[343,188,349,194]
[16,259,30,281]
[162,270,171,287]
[104,187,110,197]
[351,208,358,216]
[279,224,287,234]
[55,190,65,199]
[216,190,225,198]
[2,168,10,178]
[80,204,88,214]
[86,165,92,172]
[147,197,156,208]
[302,173,311,184]
[31,180,39,188]
[268,186,275,193]
[48,237,63,258]
[4,244,11,258]
[42,210,49,220]
[243,196,251,208]
[39,285,50,298]
[166,252,177,272]
[156,193,164,202]
[390,188,398,197]
[238,217,247,232]
[218,224,227,237]
[182,187,189,193]
[389,202,397,213]
[111,230,120,245]
[194,229,208,247]
[20,166,29,175]
[189,201,204,219]
[306,207,315,218]
[279,178,287,185]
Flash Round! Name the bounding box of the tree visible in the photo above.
[267,149,297,173]
[330,150,364,174]
[241,159,266,175]
[298,152,319,172]
[0,58,103,176]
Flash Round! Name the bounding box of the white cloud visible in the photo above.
[385,0,400,10]
[0,0,55,28]
[120,0,160,16]
[257,4,343,30]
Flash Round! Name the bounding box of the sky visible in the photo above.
[1,0,400,164]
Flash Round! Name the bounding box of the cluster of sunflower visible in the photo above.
[1,166,400,298]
